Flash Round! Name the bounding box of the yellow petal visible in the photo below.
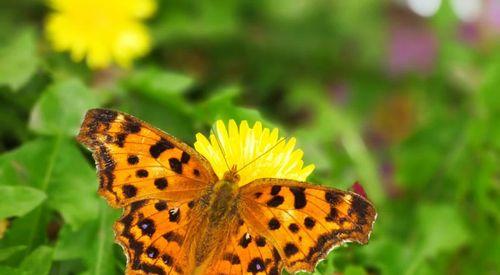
[194,120,315,185]
[44,0,155,69]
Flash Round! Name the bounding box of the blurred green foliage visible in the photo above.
[0,1,499,275]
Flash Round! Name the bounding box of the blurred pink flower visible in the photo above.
[484,0,500,35]
[387,24,438,75]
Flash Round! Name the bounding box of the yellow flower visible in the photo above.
[0,219,8,239]
[45,0,156,69]
[194,120,315,186]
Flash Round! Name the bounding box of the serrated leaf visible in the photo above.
[29,79,99,136]
[0,186,46,219]
[0,28,38,90]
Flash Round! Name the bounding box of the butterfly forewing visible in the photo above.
[77,109,218,275]
[238,179,376,273]
[77,109,218,207]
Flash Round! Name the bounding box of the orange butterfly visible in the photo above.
[77,109,376,275]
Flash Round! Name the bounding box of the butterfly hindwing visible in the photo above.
[77,109,218,207]
[115,198,201,275]
[206,220,283,275]
[239,179,376,272]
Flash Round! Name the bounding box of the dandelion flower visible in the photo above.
[194,120,315,186]
[45,0,156,69]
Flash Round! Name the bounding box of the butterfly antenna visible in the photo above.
[236,137,287,174]
[211,124,231,171]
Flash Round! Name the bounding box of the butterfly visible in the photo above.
[77,109,376,275]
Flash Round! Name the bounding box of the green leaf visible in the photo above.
[0,28,38,90]
[0,138,99,230]
[122,67,194,117]
[478,59,500,113]
[55,201,119,275]
[344,265,367,275]
[0,186,46,219]
[0,245,27,261]
[194,86,266,125]
[126,67,194,96]
[29,79,100,136]
[417,204,469,257]
[0,266,21,274]
[19,246,53,275]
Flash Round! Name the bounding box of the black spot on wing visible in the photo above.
[284,243,299,258]
[266,195,284,207]
[239,233,252,248]
[304,217,316,229]
[137,218,155,237]
[193,169,200,177]
[349,195,370,224]
[325,191,343,205]
[255,236,267,247]
[181,151,190,163]
[169,158,183,174]
[127,155,139,165]
[247,258,265,273]
[270,185,281,195]
[136,169,148,178]
[95,109,117,123]
[154,178,168,190]
[115,133,127,147]
[289,186,307,209]
[122,185,137,198]
[223,253,241,265]
[145,246,159,258]
[288,223,299,233]
[325,206,339,222]
[140,263,165,275]
[149,138,174,158]
[268,218,281,230]
[168,208,180,223]
[124,119,141,133]
[154,201,167,211]
[162,254,173,266]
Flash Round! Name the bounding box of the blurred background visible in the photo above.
[0,0,499,274]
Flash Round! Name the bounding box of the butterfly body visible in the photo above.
[77,109,376,275]
[194,178,240,266]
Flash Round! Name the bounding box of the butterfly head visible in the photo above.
[222,165,240,184]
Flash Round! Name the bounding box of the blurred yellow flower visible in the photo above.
[194,120,315,186]
[45,0,156,69]
[0,219,8,239]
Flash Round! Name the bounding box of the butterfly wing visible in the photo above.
[77,109,218,275]
[77,108,218,207]
[204,219,283,275]
[237,178,376,273]
[116,198,202,275]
